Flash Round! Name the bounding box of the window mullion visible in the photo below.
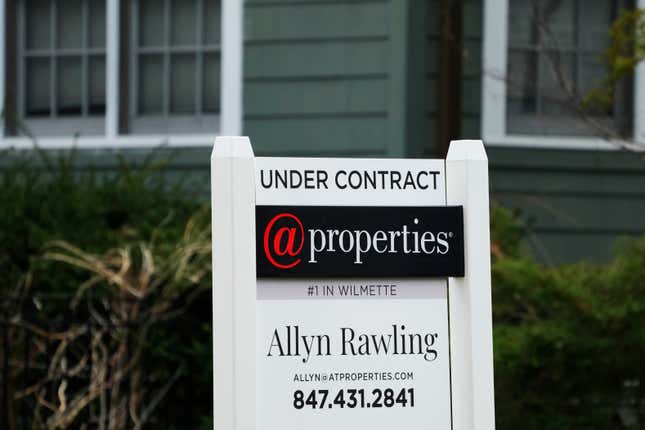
[574,0,581,100]
[195,0,203,116]
[163,0,170,116]
[17,0,25,120]
[50,0,57,118]
[81,0,89,116]
[130,0,138,118]
[536,54,543,115]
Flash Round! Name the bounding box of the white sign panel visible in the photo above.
[255,158,453,429]
[255,157,445,206]
[211,137,495,430]
[257,289,450,429]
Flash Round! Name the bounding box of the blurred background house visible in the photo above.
[1,0,643,264]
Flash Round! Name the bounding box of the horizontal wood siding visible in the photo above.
[489,147,645,264]
[244,0,391,156]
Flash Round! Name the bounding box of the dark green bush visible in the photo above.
[0,149,212,429]
[492,211,645,429]
[1,150,643,429]
[0,148,201,295]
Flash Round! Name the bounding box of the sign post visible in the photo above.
[212,137,495,430]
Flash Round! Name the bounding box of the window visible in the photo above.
[483,0,643,149]
[0,0,242,147]
[128,0,221,134]
[14,0,106,136]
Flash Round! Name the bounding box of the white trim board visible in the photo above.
[482,0,645,151]
[2,134,219,150]
[0,0,5,137]
[485,135,645,152]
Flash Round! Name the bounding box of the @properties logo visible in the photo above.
[263,213,305,269]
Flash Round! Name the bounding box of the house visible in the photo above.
[1,0,643,264]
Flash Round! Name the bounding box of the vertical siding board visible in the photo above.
[423,0,440,156]
[386,0,407,157]
[460,0,482,138]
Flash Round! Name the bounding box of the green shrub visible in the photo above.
[492,210,645,429]
[0,148,201,296]
[0,149,212,429]
[2,150,643,429]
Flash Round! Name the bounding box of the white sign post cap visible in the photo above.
[446,139,488,161]
[211,135,254,159]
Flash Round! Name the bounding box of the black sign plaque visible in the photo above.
[256,205,464,278]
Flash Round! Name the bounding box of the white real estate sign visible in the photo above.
[212,137,495,430]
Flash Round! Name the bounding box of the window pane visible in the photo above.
[89,56,106,114]
[140,0,165,47]
[26,58,51,116]
[203,53,220,113]
[580,2,612,51]
[26,0,51,50]
[204,0,220,44]
[139,54,164,113]
[508,0,537,47]
[579,54,606,96]
[89,0,106,48]
[171,0,196,45]
[506,0,626,136]
[171,54,196,113]
[542,0,575,49]
[507,51,537,114]
[579,53,613,116]
[540,53,576,115]
[58,0,83,49]
[58,57,82,115]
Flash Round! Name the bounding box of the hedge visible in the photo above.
[1,151,643,429]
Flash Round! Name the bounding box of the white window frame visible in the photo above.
[482,0,645,151]
[0,0,242,149]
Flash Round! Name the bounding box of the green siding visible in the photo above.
[245,41,387,79]
[490,148,645,264]
[244,0,409,157]
[245,1,388,41]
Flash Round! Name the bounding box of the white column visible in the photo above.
[220,0,244,135]
[635,0,645,143]
[481,0,508,142]
[446,140,496,430]
[106,0,119,139]
[211,136,256,430]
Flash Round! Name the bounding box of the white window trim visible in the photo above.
[0,0,4,138]
[482,0,645,151]
[0,0,242,150]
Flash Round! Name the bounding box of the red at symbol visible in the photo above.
[263,213,304,269]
